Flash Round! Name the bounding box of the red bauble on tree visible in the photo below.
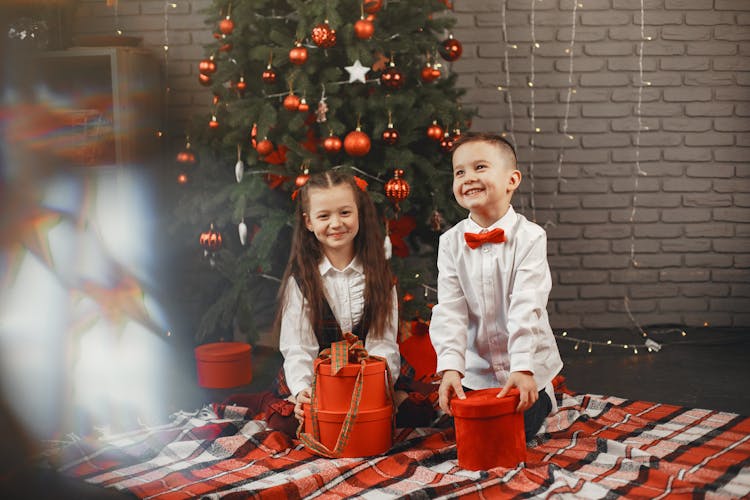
[199,223,223,254]
[262,65,277,84]
[440,132,455,153]
[219,16,234,35]
[427,121,444,141]
[209,114,219,129]
[198,56,216,74]
[380,61,405,90]
[385,169,410,204]
[382,123,399,145]
[235,76,247,96]
[323,134,342,153]
[198,73,212,86]
[311,21,337,48]
[289,42,308,65]
[256,138,274,156]
[298,97,310,113]
[295,167,310,187]
[354,17,374,40]
[344,127,371,156]
[283,92,301,111]
[420,63,441,83]
[439,34,463,61]
[176,138,196,163]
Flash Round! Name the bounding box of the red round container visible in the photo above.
[451,388,526,470]
[304,404,393,457]
[314,357,388,412]
[194,342,252,389]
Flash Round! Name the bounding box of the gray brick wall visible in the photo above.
[71,0,750,330]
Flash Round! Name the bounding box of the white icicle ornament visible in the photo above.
[384,234,392,260]
[235,160,245,183]
[238,220,248,246]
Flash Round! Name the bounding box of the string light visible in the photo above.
[528,0,538,222]
[554,0,578,213]
[500,0,517,150]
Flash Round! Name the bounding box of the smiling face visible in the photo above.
[452,140,521,228]
[304,183,360,267]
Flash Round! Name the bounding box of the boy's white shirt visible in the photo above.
[429,205,563,412]
[279,255,400,397]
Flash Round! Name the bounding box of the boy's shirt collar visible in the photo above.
[466,205,517,235]
[319,255,363,275]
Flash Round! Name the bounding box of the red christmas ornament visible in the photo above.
[236,76,247,95]
[256,138,274,156]
[250,123,257,148]
[262,65,277,84]
[176,140,196,163]
[354,18,374,40]
[382,124,399,145]
[385,169,410,203]
[427,121,444,141]
[439,34,463,61]
[199,223,223,253]
[298,97,310,113]
[344,128,371,156]
[212,93,221,105]
[198,73,212,86]
[311,21,337,48]
[295,169,310,187]
[199,57,216,74]
[323,134,342,153]
[380,62,405,90]
[219,16,234,35]
[364,0,383,14]
[209,115,219,129]
[289,43,308,65]
[218,35,232,52]
[440,132,454,153]
[420,63,441,82]
[283,93,301,111]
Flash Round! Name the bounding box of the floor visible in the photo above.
[182,327,750,417]
[558,327,750,416]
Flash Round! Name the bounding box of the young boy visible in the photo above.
[429,132,563,441]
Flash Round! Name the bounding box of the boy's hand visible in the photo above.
[497,371,537,412]
[294,387,312,423]
[438,370,466,416]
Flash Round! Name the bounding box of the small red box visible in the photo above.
[194,342,252,389]
[313,357,389,412]
[451,388,526,470]
[304,404,393,457]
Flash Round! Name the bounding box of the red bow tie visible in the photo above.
[464,228,506,249]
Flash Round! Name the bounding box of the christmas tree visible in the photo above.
[176,0,471,344]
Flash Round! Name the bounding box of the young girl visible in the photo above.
[275,170,402,422]
[224,170,434,436]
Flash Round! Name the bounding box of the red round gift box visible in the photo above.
[194,342,252,389]
[313,357,389,412]
[304,403,393,457]
[450,388,526,470]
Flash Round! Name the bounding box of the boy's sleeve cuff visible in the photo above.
[509,353,533,374]
[436,354,465,376]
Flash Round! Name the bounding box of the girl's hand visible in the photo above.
[294,388,312,423]
[497,371,537,412]
[438,370,466,416]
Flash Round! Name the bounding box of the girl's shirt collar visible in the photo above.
[319,255,363,275]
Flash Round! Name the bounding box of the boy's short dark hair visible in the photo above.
[451,132,517,167]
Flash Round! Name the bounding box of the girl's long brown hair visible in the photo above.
[274,170,394,342]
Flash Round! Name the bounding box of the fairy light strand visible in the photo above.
[499,0,517,150]
[554,0,578,204]
[621,0,655,345]
[528,0,538,222]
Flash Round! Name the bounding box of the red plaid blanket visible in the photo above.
[52,391,750,499]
